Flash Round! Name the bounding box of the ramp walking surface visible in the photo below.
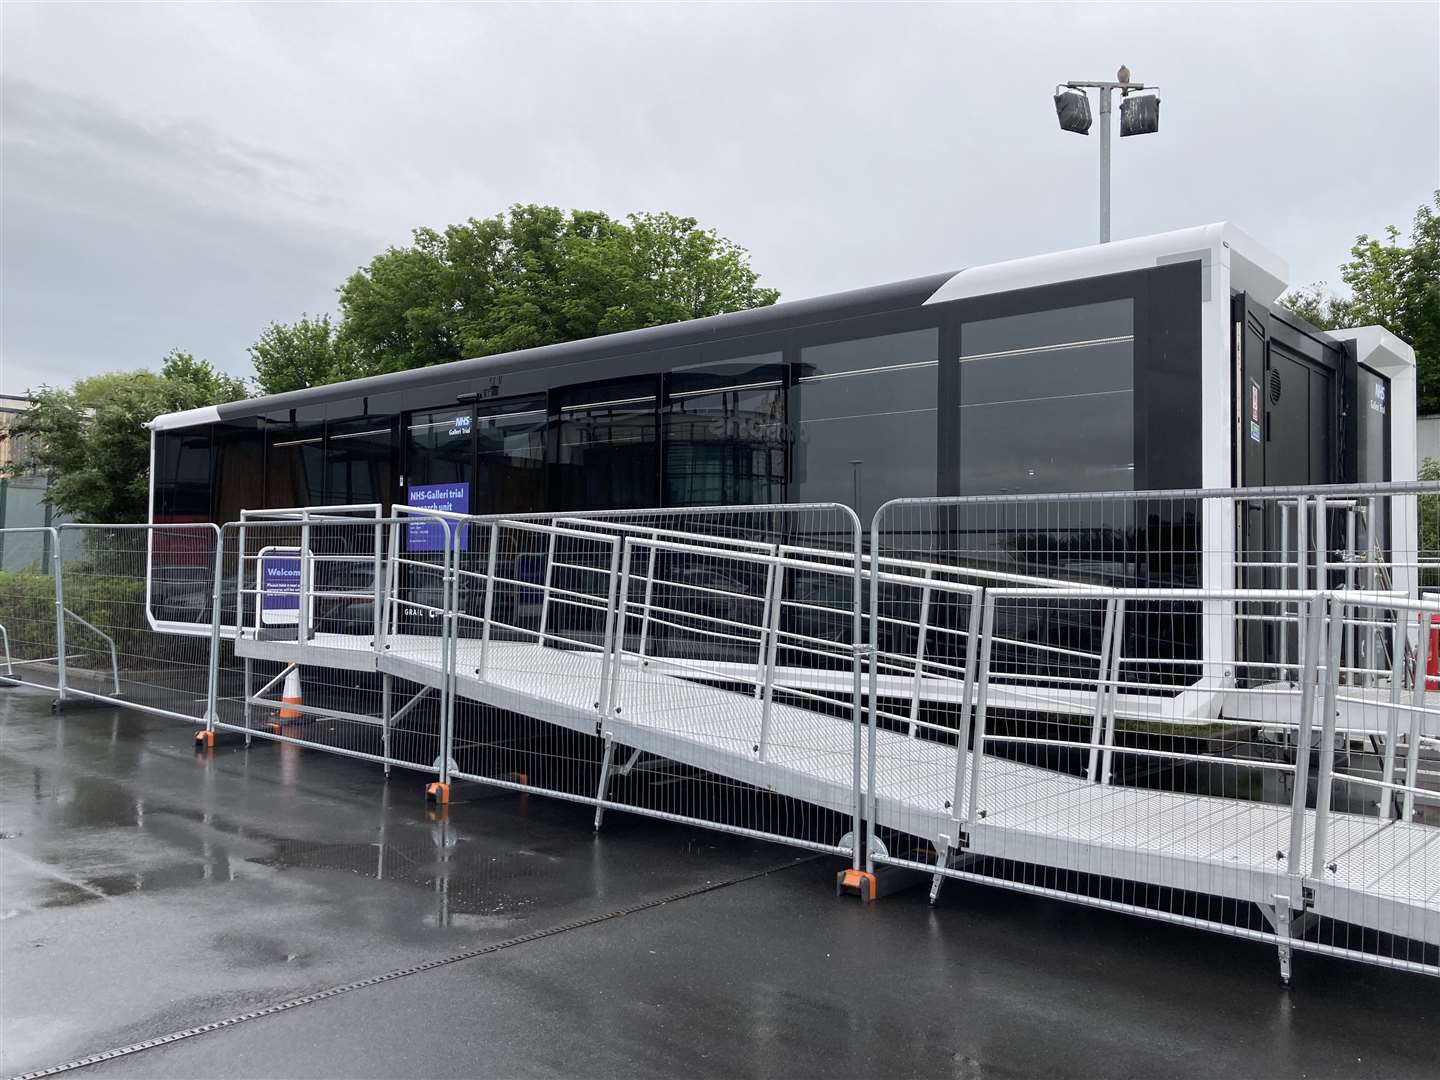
[2,689,1435,1079]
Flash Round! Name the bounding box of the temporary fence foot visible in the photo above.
[193,730,215,750]
[836,868,878,903]
[1276,941,1293,988]
[426,782,450,805]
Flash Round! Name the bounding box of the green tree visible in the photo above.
[249,314,355,396]
[7,350,246,523]
[330,204,779,378]
[1282,191,1440,411]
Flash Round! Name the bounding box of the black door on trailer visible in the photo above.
[1234,294,1341,679]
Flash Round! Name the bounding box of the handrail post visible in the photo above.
[1287,597,1324,875]
[477,522,500,681]
[966,592,998,827]
[597,536,625,717]
[1098,598,1127,784]
[1344,507,1357,684]
[637,544,657,661]
[298,510,313,641]
[51,526,66,703]
[1087,596,1118,782]
[1381,606,1403,805]
[950,587,984,830]
[372,515,384,648]
[755,556,777,697]
[236,518,249,637]
[1279,505,1292,677]
[756,551,784,761]
[1404,603,1429,821]
[1365,495,1379,688]
[378,520,400,652]
[908,567,934,737]
[1310,595,1343,880]
[1296,497,1309,664]
[537,528,558,646]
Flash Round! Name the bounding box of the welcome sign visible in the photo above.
[260,553,301,626]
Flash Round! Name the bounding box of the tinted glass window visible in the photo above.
[265,421,324,507]
[407,406,474,490]
[325,418,392,507]
[212,421,264,525]
[959,299,1133,495]
[553,380,657,511]
[665,354,785,506]
[794,328,938,521]
[153,429,212,522]
[476,395,547,514]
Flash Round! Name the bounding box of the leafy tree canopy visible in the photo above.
[251,205,780,392]
[1282,191,1440,412]
[249,314,357,396]
[8,351,246,523]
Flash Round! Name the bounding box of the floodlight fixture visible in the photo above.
[1053,66,1161,242]
[1054,87,1093,135]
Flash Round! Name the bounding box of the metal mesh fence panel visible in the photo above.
[870,483,1440,979]
[53,524,219,720]
[0,527,61,692]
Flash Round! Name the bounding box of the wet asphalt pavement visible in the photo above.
[2,687,1437,1079]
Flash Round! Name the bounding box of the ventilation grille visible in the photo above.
[1268,370,1282,404]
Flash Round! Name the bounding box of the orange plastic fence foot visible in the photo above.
[509,771,529,787]
[193,729,215,749]
[837,868,878,903]
[426,782,451,805]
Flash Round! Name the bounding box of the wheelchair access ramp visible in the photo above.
[216,502,1439,980]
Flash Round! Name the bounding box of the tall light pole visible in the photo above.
[1053,66,1161,243]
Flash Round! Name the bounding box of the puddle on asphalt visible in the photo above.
[249,830,587,923]
[37,861,228,909]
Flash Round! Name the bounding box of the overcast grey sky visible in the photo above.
[2,1,1436,395]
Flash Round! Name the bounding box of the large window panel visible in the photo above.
[153,429,213,522]
[959,299,1134,495]
[475,395,547,514]
[406,406,474,490]
[212,421,264,525]
[553,380,657,511]
[794,328,938,521]
[325,417,393,507]
[665,354,785,507]
[265,420,324,507]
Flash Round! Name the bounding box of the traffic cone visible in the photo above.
[277,666,303,720]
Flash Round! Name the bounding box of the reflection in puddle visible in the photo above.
[251,820,587,927]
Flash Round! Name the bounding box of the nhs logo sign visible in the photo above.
[448,414,472,436]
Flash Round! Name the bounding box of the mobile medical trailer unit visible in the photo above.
[146,223,1416,707]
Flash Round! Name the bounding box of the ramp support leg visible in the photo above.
[593,733,616,831]
[243,658,253,747]
[928,869,945,906]
[382,672,393,778]
[1264,893,1309,987]
[928,832,954,906]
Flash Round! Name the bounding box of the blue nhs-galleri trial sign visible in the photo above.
[406,482,470,551]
